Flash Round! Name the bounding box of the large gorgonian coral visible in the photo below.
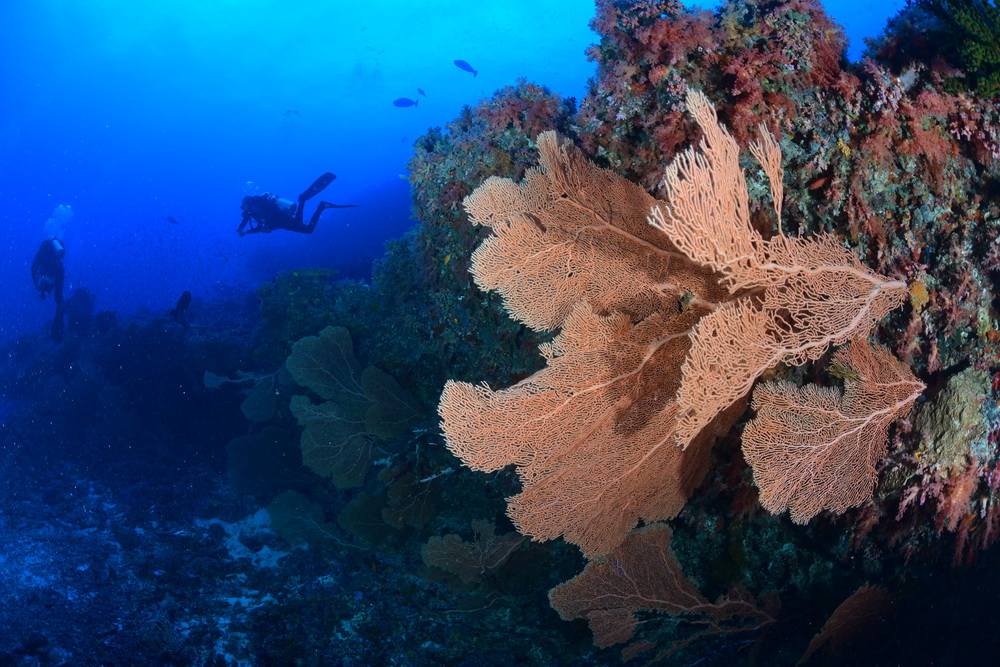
[439,90,922,559]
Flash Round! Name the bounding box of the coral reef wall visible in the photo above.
[568,0,1000,569]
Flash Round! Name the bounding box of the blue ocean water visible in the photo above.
[0,1,596,342]
[4,1,954,664]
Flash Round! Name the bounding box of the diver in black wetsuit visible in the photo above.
[31,238,66,343]
[237,172,357,235]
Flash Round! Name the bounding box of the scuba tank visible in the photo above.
[49,238,65,259]
[263,194,297,217]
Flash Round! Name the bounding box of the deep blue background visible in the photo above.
[0,0,905,343]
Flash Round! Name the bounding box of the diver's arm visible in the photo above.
[241,224,267,235]
[239,213,262,235]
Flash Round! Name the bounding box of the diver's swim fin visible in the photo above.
[300,172,336,201]
[314,201,359,212]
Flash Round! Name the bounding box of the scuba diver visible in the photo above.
[31,237,66,343]
[238,172,357,235]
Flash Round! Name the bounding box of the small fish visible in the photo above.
[417,88,427,97]
[393,97,418,107]
[166,215,180,225]
[453,59,477,77]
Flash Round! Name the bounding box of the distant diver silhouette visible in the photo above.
[31,237,66,343]
[170,290,192,324]
[237,173,358,235]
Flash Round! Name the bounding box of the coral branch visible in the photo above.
[743,341,925,523]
